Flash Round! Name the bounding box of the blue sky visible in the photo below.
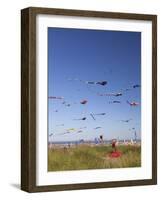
[48,27,141,142]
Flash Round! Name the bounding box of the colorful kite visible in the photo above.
[66,128,76,132]
[127,101,139,106]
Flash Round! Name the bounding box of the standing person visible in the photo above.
[94,137,98,145]
[112,139,117,152]
[99,135,103,144]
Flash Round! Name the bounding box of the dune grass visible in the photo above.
[48,145,141,171]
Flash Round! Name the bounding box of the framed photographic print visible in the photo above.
[21,7,157,192]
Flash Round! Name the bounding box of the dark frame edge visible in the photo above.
[152,15,157,185]
[21,8,30,192]
[24,6,157,20]
[21,7,37,192]
[26,179,155,193]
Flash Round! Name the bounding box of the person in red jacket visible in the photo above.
[112,139,117,152]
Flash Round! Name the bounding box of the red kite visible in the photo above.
[127,101,139,106]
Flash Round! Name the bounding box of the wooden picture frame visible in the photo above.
[21,7,157,192]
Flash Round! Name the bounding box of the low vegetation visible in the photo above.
[48,145,141,171]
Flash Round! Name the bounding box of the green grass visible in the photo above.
[48,145,141,171]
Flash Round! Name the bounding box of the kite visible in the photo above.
[79,126,87,129]
[90,113,106,120]
[57,128,84,135]
[121,119,132,123]
[93,113,106,116]
[53,128,76,136]
[127,101,139,106]
[121,84,140,91]
[109,101,121,104]
[94,127,102,129]
[68,78,107,86]
[90,114,96,120]
[54,130,73,136]
[80,100,88,104]
[98,92,122,97]
[83,80,107,86]
[56,124,64,127]
[113,93,122,96]
[56,128,84,136]
[133,84,141,88]
[73,117,87,121]
[129,127,135,131]
[77,130,83,133]
[59,131,70,135]
[62,101,72,107]
[48,96,64,100]
[124,88,131,91]
[66,128,76,132]
[95,81,107,86]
